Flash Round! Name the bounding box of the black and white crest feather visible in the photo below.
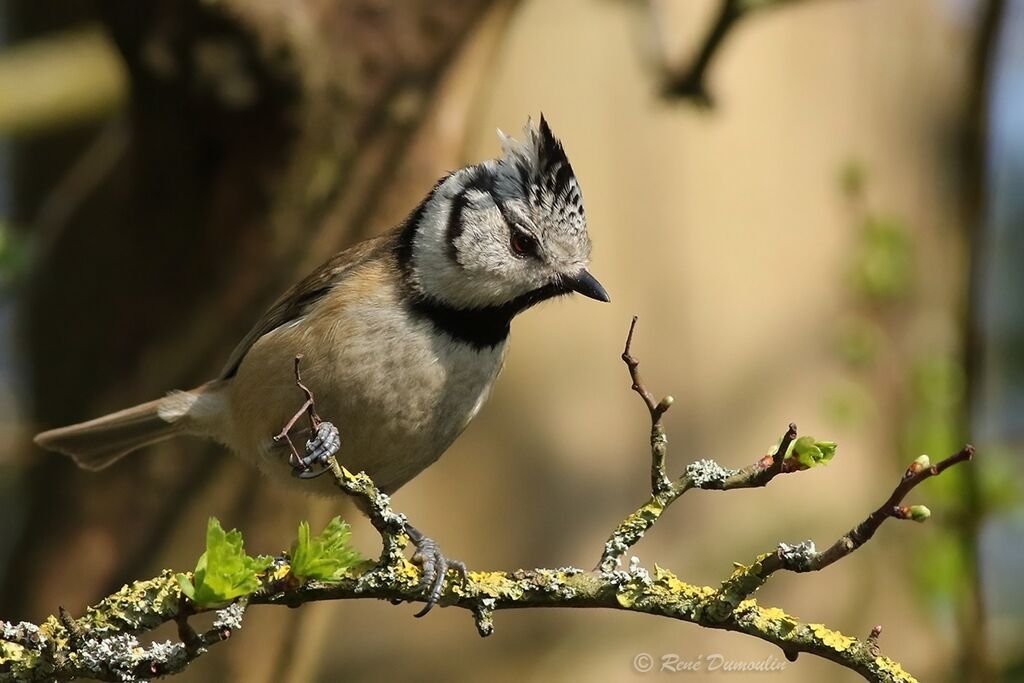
[495,115,587,239]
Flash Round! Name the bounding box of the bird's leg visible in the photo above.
[276,355,465,614]
[405,524,468,617]
[273,355,339,479]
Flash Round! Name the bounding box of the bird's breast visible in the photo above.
[226,286,507,494]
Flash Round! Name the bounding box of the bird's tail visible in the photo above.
[33,384,219,471]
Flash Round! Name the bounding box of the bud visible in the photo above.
[909,505,931,522]
[657,395,675,412]
[909,454,931,474]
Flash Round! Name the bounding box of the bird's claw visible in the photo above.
[290,421,340,479]
[406,525,468,617]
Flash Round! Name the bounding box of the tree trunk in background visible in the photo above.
[3,1,514,679]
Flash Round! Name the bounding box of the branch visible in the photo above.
[705,447,974,621]
[656,0,819,106]
[599,317,800,572]
[1,319,972,683]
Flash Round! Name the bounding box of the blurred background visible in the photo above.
[0,0,1021,681]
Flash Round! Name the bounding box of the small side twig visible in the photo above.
[600,318,805,572]
[660,0,744,104]
[272,355,323,468]
[622,316,674,493]
[791,447,973,572]
[706,447,975,620]
[655,0,816,105]
[57,607,84,649]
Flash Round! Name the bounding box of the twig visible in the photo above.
[800,447,974,570]
[599,318,802,572]
[621,316,666,419]
[656,0,817,106]
[622,316,674,492]
[705,447,975,620]
[661,0,744,104]
[272,355,323,467]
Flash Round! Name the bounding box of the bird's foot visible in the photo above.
[406,524,468,617]
[270,355,339,479]
[290,421,340,479]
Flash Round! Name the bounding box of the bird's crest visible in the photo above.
[496,115,586,237]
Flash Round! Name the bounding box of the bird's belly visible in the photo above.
[321,346,501,492]
[226,308,506,495]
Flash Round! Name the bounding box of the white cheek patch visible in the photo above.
[414,173,539,309]
[448,207,528,306]
[408,117,596,310]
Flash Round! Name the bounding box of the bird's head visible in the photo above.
[400,115,609,315]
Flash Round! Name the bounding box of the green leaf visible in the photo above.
[786,436,838,469]
[177,518,272,608]
[177,573,196,601]
[289,517,363,583]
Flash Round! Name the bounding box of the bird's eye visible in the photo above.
[509,228,536,257]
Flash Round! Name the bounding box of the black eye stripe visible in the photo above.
[445,188,472,266]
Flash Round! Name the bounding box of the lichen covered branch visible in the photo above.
[1,318,972,683]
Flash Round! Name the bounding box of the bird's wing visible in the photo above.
[219,235,393,379]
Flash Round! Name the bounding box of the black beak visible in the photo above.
[569,269,611,303]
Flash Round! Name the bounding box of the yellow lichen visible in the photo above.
[652,565,714,601]
[395,559,420,582]
[810,623,857,652]
[465,571,525,601]
[741,601,798,637]
[758,606,796,624]
[269,562,292,583]
[1,640,25,661]
[874,655,918,683]
[616,565,715,613]
[83,570,182,633]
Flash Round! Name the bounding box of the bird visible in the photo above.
[33,115,609,613]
